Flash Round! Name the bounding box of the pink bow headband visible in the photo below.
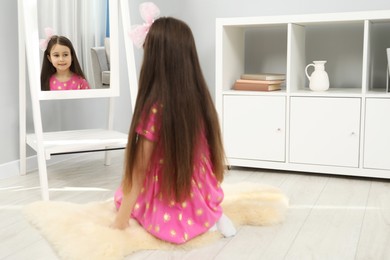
[128,2,160,48]
[39,27,55,51]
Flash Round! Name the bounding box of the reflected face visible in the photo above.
[48,44,72,73]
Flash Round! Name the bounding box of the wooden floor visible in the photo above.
[1,151,389,260]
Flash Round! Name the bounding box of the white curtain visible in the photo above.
[37,0,107,84]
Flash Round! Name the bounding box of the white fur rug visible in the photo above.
[24,182,288,260]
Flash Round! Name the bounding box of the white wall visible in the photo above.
[0,0,19,166]
[1,0,390,177]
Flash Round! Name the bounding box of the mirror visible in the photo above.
[21,0,119,100]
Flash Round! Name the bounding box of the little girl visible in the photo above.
[40,35,90,91]
[111,3,236,244]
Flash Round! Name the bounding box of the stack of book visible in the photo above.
[233,73,286,91]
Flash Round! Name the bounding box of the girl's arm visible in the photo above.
[111,136,155,230]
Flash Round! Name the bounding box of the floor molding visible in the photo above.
[0,154,78,180]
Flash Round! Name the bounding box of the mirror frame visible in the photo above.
[21,0,119,100]
[120,0,138,110]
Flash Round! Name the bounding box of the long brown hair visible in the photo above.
[40,35,85,91]
[123,17,226,202]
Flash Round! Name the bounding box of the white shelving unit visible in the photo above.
[216,10,390,179]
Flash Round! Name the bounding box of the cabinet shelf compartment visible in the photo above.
[366,19,390,93]
[244,25,287,78]
[223,95,286,162]
[217,24,288,93]
[289,97,361,167]
[364,98,390,170]
[289,21,364,93]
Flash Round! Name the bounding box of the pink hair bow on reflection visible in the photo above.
[39,27,55,51]
[128,2,160,48]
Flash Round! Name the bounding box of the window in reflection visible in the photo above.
[41,35,90,91]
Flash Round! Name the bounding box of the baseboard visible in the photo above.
[0,154,78,180]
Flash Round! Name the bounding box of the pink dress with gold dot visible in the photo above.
[49,74,90,90]
[114,105,224,244]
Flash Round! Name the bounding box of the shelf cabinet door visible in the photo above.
[364,98,390,170]
[223,95,286,162]
[290,97,361,167]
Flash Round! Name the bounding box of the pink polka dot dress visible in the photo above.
[114,104,224,244]
[49,74,90,90]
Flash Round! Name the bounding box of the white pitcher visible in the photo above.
[305,60,329,91]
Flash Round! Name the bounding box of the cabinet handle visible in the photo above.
[277,128,282,132]
[351,132,356,136]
